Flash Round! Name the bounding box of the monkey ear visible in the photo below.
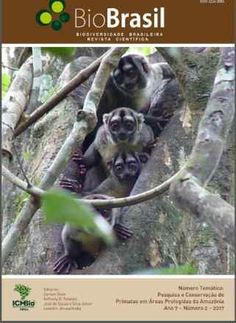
[103,114,109,125]
[139,152,149,164]
[141,57,150,74]
[137,113,144,125]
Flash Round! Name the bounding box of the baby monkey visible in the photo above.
[90,151,149,198]
[53,194,133,274]
[83,107,154,170]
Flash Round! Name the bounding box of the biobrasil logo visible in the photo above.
[36,0,70,31]
[12,284,35,311]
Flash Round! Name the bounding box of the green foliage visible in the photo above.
[126,47,156,56]
[135,263,197,275]
[43,47,76,58]
[14,284,31,300]
[42,189,114,245]
[2,73,11,97]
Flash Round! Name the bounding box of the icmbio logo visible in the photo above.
[12,284,36,311]
[36,0,70,31]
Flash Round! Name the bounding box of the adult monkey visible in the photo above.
[83,53,180,150]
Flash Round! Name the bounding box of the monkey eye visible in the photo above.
[114,164,124,174]
[110,122,119,132]
[125,121,134,131]
[128,162,138,172]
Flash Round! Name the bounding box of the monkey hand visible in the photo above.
[114,223,133,241]
[71,150,87,176]
[59,149,87,194]
[59,179,82,193]
[53,252,95,274]
[53,254,76,274]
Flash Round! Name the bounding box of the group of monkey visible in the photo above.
[53,53,180,274]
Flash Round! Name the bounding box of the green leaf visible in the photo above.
[42,189,114,245]
[43,47,76,57]
[134,264,197,275]
[2,73,11,97]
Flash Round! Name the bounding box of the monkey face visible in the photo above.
[112,54,150,94]
[112,152,141,182]
[103,107,144,143]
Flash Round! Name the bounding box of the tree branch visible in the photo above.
[2,57,33,158]
[2,165,44,197]
[2,47,127,264]
[170,47,235,246]
[14,50,111,137]
[157,47,220,111]
[2,63,19,71]
[26,47,43,114]
[170,178,234,246]
[2,164,185,207]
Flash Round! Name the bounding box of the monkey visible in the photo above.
[83,53,175,151]
[83,107,154,171]
[103,54,179,131]
[82,107,154,198]
[89,151,150,198]
[98,54,174,118]
[53,194,133,274]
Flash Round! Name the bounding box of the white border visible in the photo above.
[2,43,235,47]
[3,275,235,279]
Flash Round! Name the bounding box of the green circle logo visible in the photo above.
[36,10,52,25]
[60,12,70,23]
[51,1,64,13]
[52,20,62,31]
[36,0,70,31]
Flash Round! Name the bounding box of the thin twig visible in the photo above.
[84,167,185,208]
[11,143,31,188]
[2,166,44,197]
[2,64,18,71]
[2,164,185,207]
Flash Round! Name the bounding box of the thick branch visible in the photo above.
[14,50,111,137]
[157,47,220,111]
[2,57,33,158]
[170,178,234,246]
[170,47,235,246]
[26,47,43,114]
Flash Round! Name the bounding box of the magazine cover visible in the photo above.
[1,0,235,322]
